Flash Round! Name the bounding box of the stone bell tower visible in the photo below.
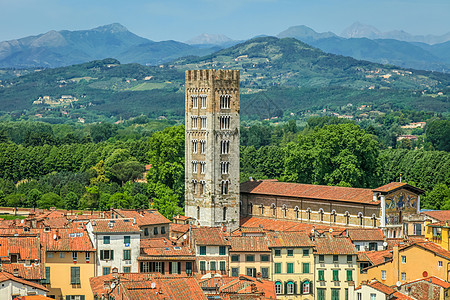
[185,70,240,231]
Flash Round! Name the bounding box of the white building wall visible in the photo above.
[0,280,47,299]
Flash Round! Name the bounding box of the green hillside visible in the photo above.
[0,37,449,123]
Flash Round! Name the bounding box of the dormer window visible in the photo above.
[44,227,50,232]
[23,227,30,232]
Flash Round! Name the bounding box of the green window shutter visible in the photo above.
[124,236,130,244]
[200,261,206,271]
[274,263,281,274]
[284,282,288,295]
[333,269,339,281]
[294,281,297,295]
[309,281,313,294]
[219,246,226,255]
[347,270,353,281]
[302,263,309,273]
[319,270,325,281]
[210,261,216,271]
[45,267,50,284]
[200,246,206,255]
[220,261,226,271]
[66,296,70,300]
[287,263,293,273]
[178,262,181,274]
[110,250,114,260]
[100,250,104,260]
[81,296,85,300]
[169,262,173,274]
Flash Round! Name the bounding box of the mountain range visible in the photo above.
[0,22,450,73]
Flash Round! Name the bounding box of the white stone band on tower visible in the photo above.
[185,70,240,231]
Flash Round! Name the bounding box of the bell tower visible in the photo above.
[185,70,240,231]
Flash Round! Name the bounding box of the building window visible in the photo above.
[247,268,256,277]
[369,242,378,251]
[231,267,239,277]
[345,212,350,225]
[439,261,443,267]
[220,261,226,271]
[200,161,206,174]
[220,94,231,109]
[103,236,110,244]
[302,263,310,273]
[318,269,325,281]
[124,236,130,244]
[318,289,326,300]
[199,246,206,255]
[401,272,406,281]
[401,256,406,264]
[220,161,229,174]
[85,252,90,262]
[414,223,422,235]
[274,263,281,274]
[287,262,294,273]
[370,294,377,300]
[359,213,364,226]
[43,267,50,284]
[161,227,166,234]
[210,261,216,271]
[200,140,206,154]
[261,267,269,278]
[220,115,230,130]
[123,267,131,273]
[307,209,311,220]
[192,180,197,194]
[192,140,198,153]
[70,267,80,284]
[59,252,65,258]
[192,161,197,174]
[272,204,276,216]
[48,252,53,259]
[303,249,309,256]
[332,288,340,300]
[331,211,337,223]
[275,249,281,257]
[100,250,114,260]
[260,204,264,215]
[200,261,206,271]
[231,255,240,262]
[302,281,311,294]
[103,267,111,276]
[248,203,253,215]
[219,246,226,255]
[221,140,230,154]
[144,228,149,236]
[221,180,229,195]
[295,207,300,219]
[191,116,198,129]
[319,209,324,221]
[72,252,78,261]
[275,281,282,294]
[347,255,353,263]
[319,254,325,263]
[333,255,339,263]
[286,281,295,294]
[261,255,269,262]
[332,269,339,281]
[357,293,362,300]
[154,227,158,235]
[124,250,131,260]
[287,249,294,256]
[201,94,207,108]
[200,116,207,129]
[192,95,198,109]
[346,270,353,281]
[381,270,387,280]
[246,255,255,262]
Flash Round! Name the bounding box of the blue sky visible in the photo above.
[1,0,449,42]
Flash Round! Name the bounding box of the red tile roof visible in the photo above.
[1,263,45,280]
[367,280,396,295]
[241,180,378,205]
[422,211,450,222]
[0,270,48,291]
[361,250,392,265]
[41,228,95,252]
[0,235,41,261]
[267,231,313,248]
[229,236,270,252]
[347,228,384,241]
[13,296,55,300]
[170,223,190,233]
[218,275,277,300]
[90,219,140,233]
[414,241,450,260]
[403,276,450,289]
[113,209,170,226]
[314,233,357,255]
[191,227,230,246]
[139,238,194,259]
[373,182,424,194]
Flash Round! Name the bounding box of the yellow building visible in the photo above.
[362,242,450,287]
[314,233,358,300]
[425,220,450,250]
[228,235,271,278]
[267,232,315,300]
[42,228,96,300]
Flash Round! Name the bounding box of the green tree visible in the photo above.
[151,183,183,219]
[79,186,100,210]
[26,189,42,208]
[0,190,5,206]
[426,119,450,151]
[5,194,26,207]
[90,160,109,185]
[423,184,450,210]
[132,193,148,209]
[108,193,132,209]
[109,161,145,185]
[64,192,79,210]
[37,192,63,209]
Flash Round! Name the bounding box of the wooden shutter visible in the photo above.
[309,281,313,294]
[284,282,288,295]
[110,250,114,260]
[169,262,172,274]
[294,281,297,295]
[70,267,75,284]
[100,250,104,260]
[178,262,181,274]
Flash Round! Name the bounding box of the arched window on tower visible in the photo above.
[271,204,276,217]
[197,206,200,221]
[306,208,311,221]
[358,212,364,226]
[319,208,324,222]
[372,214,377,227]
[294,206,300,219]
[331,210,337,223]
[248,203,253,215]
[282,205,288,218]
[223,207,227,221]
[345,211,350,225]
[260,204,264,216]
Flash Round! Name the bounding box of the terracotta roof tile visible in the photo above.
[347,228,384,241]
[218,275,276,300]
[41,228,95,252]
[90,219,140,233]
[0,270,48,291]
[403,276,450,289]
[229,236,270,252]
[362,250,392,265]
[191,227,230,246]
[113,209,170,226]
[267,231,313,248]
[0,235,40,261]
[241,180,378,205]
[314,233,357,255]
[367,280,396,295]
[1,263,44,280]
[422,210,450,222]
[373,182,424,194]
[139,238,194,259]
[170,223,190,234]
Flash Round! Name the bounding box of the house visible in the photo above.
[86,219,140,275]
[347,229,385,252]
[228,235,271,278]
[362,242,450,286]
[0,270,48,299]
[313,232,358,300]
[267,231,315,299]
[109,209,170,239]
[397,276,450,300]
[349,279,414,300]
[190,227,231,276]
[41,228,96,300]
[138,237,195,275]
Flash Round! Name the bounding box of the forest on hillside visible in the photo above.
[0,115,448,218]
